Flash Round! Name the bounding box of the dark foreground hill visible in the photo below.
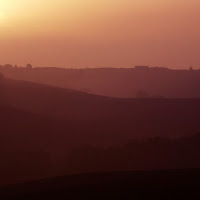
[1,169,200,200]
[1,77,200,186]
[1,104,200,186]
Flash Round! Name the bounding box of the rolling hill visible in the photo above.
[2,77,200,139]
[1,77,200,185]
[1,67,200,98]
[1,169,200,199]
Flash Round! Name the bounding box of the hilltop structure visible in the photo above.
[135,66,149,70]
[26,64,33,69]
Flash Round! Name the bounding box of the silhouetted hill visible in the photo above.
[1,169,200,199]
[3,78,113,120]
[0,105,68,185]
[1,78,200,186]
[2,78,200,139]
[1,67,200,98]
[64,133,200,174]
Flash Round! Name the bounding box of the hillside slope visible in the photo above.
[1,169,200,199]
[2,78,200,139]
[1,67,200,98]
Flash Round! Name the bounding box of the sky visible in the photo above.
[0,0,200,68]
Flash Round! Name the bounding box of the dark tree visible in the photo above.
[136,90,151,98]
[26,64,33,69]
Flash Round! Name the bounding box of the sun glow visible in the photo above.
[0,0,200,67]
[0,0,11,26]
[0,11,6,25]
[0,11,5,19]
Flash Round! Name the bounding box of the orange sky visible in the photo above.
[0,0,200,68]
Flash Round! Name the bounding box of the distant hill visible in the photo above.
[1,67,200,98]
[1,169,200,199]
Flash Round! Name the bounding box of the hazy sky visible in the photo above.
[0,0,200,68]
